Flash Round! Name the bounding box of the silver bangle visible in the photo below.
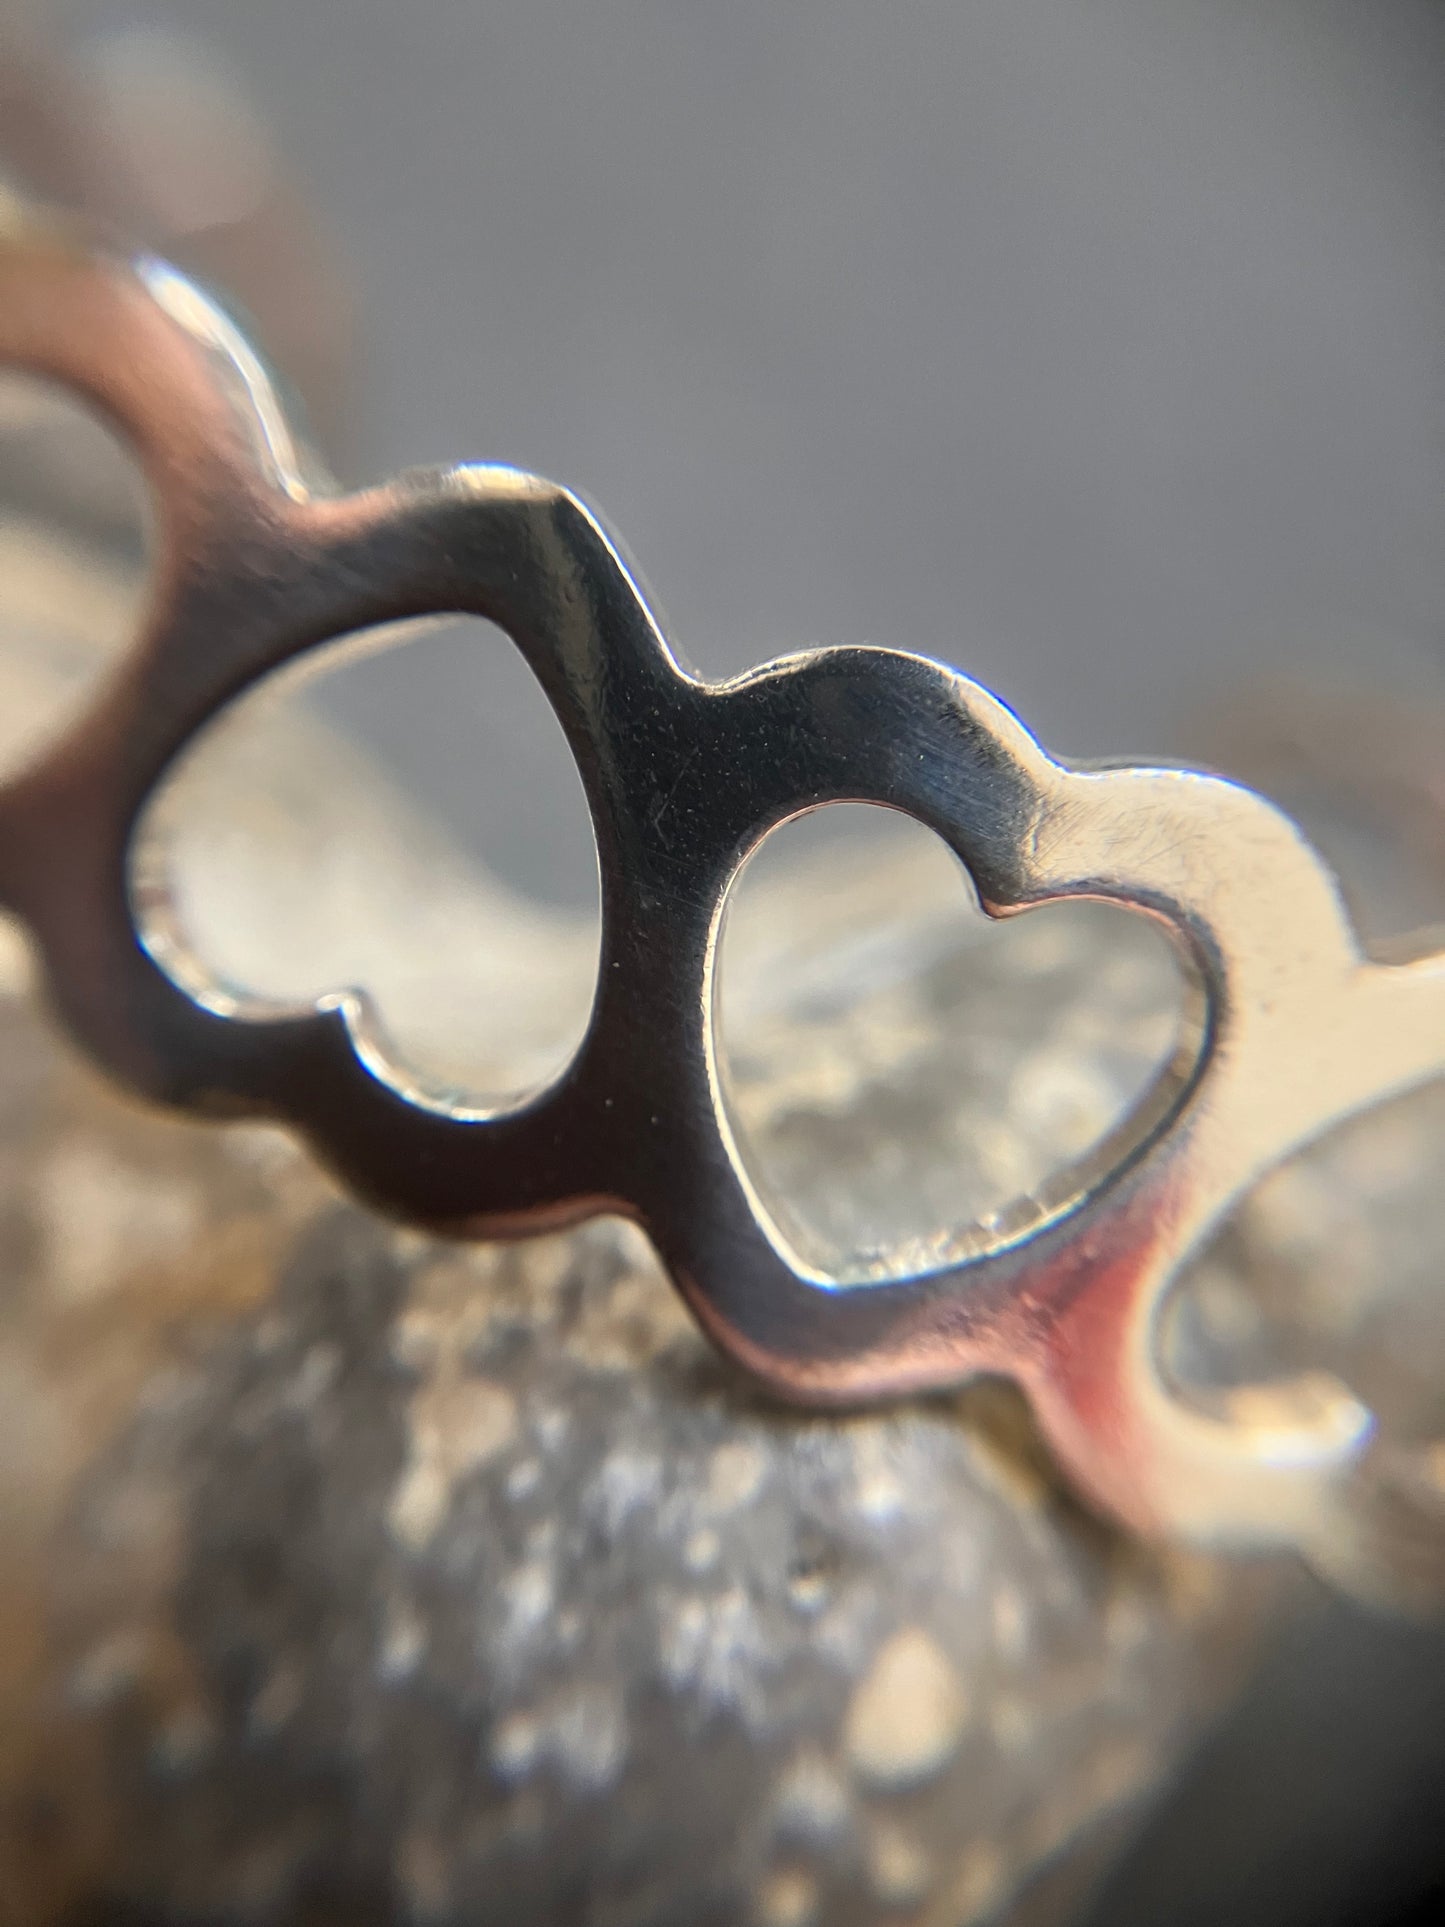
[4,203,1443,1558]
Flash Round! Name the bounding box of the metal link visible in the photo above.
[4,203,1444,1553]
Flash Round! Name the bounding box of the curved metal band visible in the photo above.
[4,204,1444,1551]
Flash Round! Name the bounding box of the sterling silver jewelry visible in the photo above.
[4,204,1444,1558]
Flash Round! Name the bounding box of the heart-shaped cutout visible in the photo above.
[132,616,601,1106]
[716,804,1197,1284]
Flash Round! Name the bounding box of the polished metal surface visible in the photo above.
[3,203,1443,1555]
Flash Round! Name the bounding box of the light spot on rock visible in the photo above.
[845,1628,970,1785]
[67,1627,149,1709]
[1012,1052,1117,1155]
[491,1709,542,1780]
[389,1458,448,1550]
[387,1225,436,1264]
[868,1818,932,1905]
[506,1456,542,1501]
[34,1141,202,1304]
[785,1531,841,1616]
[548,1683,629,1792]
[773,1748,851,1838]
[850,1431,905,1523]
[587,1444,663,1533]
[489,1687,629,1794]
[500,1558,555,1641]
[378,1597,427,1682]
[390,1304,446,1375]
[252,1309,290,1355]
[533,1404,571,1455]
[389,1376,517,1550]
[390,1250,506,1377]
[248,1660,302,1735]
[707,1439,766,1511]
[658,1585,770,1720]
[756,1866,819,1927]
[388,1253,522,1549]
[285,1341,340,1409]
[444,1377,519,1466]
[398,1828,450,1920]
[684,1526,721,1573]
[0,917,33,995]
[991,1583,1031,1662]
[923,1842,1004,1927]
[855,1468,905,1523]
[514,1231,578,1309]
[811,1581,877,1672]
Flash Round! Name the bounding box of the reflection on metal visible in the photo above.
[2,205,1443,1556]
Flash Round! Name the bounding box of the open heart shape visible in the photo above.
[133,613,604,1106]
[4,206,1445,1559]
[713,808,1193,1286]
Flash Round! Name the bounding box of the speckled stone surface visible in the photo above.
[0,999,1258,1927]
[1,520,1441,1926]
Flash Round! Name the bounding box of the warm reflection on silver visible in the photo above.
[3,202,1445,1555]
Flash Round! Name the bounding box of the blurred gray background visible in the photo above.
[44,0,1445,906]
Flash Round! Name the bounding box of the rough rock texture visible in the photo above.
[0,512,1442,1927]
[0,987,1259,1927]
